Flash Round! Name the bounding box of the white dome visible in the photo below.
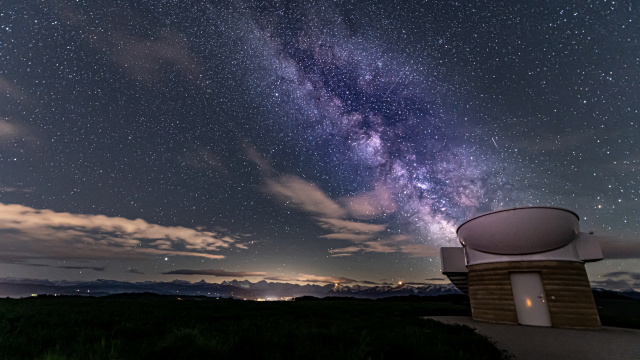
[456,207,579,255]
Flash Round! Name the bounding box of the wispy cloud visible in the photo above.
[396,243,441,257]
[0,184,33,193]
[329,236,440,258]
[60,5,203,85]
[57,265,105,272]
[339,184,397,219]
[0,203,244,264]
[107,31,202,84]
[0,259,105,272]
[0,119,26,142]
[0,77,28,103]
[591,270,640,290]
[316,218,386,234]
[264,274,357,284]
[163,269,267,277]
[244,141,275,175]
[262,175,347,219]
[0,118,39,150]
[602,271,640,280]
[320,233,376,241]
[361,280,381,285]
[246,144,434,257]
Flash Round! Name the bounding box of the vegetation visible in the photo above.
[0,295,510,360]
[593,294,640,329]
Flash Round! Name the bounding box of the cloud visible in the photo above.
[0,184,33,193]
[329,236,440,258]
[163,269,267,277]
[264,274,357,284]
[602,271,640,280]
[591,270,640,290]
[262,175,347,219]
[329,239,399,256]
[244,142,275,175]
[360,280,381,285]
[591,278,640,290]
[0,119,26,141]
[60,5,203,85]
[0,203,241,263]
[263,176,397,222]
[0,118,38,149]
[396,243,441,257]
[247,145,438,258]
[256,168,390,244]
[108,31,202,83]
[127,268,144,274]
[316,218,386,234]
[339,185,397,219]
[0,258,105,272]
[321,233,376,241]
[315,215,443,257]
[246,144,380,221]
[58,265,105,272]
[261,176,434,257]
[0,77,28,103]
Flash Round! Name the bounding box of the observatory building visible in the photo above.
[440,207,603,328]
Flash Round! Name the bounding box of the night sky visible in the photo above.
[1,0,639,290]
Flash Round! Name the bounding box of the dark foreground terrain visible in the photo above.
[0,294,508,360]
[593,290,640,329]
[0,292,637,360]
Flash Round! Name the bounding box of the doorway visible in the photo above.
[510,272,552,326]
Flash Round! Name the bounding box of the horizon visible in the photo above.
[2,276,638,302]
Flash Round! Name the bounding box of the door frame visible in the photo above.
[509,271,552,327]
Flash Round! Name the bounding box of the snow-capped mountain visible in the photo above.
[0,277,462,299]
[6,277,637,300]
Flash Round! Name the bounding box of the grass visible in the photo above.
[0,295,510,360]
[4,293,635,359]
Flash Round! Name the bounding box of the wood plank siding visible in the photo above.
[467,260,601,328]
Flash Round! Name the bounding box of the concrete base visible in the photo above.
[425,316,640,360]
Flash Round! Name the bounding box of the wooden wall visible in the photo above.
[467,260,601,328]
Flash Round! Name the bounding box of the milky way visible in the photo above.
[227,1,520,244]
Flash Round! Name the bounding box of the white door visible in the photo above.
[510,272,552,327]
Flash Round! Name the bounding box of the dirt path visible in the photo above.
[425,316,640,360]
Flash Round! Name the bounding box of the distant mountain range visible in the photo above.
[592,287,640,300]
[0,277,462,300]
[2,277,638,301]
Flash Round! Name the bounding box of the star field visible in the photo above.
[0,0,638,289]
